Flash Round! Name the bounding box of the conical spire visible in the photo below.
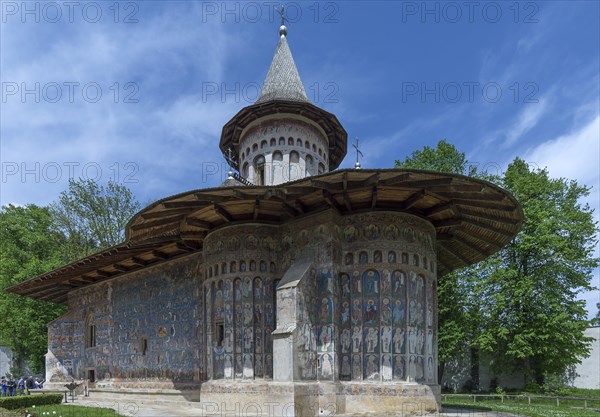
[256,28,310,104]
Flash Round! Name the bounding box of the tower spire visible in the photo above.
[256,6,308,104]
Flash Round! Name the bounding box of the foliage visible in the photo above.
[395,139,477,176]
[0,179,141,373]
[396,140,599,387]
[476,158,598,384]
[0,394,63,410]
[0,205,67,372]
[443,397,600,417]
[49,178,141,262]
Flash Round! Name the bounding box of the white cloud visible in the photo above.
[523,114,599,187]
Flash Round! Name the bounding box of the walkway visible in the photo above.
[68,396,521,417]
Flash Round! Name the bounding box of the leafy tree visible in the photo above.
[396,141,599,388]
[477,158,597,384]
[1,179,141,372]
[50,178,141,262]
[0,205,67,372]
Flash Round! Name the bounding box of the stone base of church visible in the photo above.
[198,380,440,416]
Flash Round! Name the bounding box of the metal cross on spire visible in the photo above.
[353,137,363,169]
[278,4,288,36]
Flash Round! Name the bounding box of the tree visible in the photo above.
[0,205,67,372]
[50,178,141,262]
[1,179,141,372]
[396,141,599,388]
[476,158,597,384]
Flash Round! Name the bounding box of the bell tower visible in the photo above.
[220,21,347,185]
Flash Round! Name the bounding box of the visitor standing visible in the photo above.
[83,378,89,397]
[7,377,15,396]
[1,376,6,397]
[17,377,24,395]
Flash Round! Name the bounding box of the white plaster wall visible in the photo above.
[238,118,329,185]
[573,327,600,389]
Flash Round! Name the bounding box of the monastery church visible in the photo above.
[9,21,522,416]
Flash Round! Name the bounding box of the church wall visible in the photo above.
[47,253,203,387]
[338,212,438,386]
[202,225,280,381]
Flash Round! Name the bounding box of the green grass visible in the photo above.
[13,404,124,417]
[443,398,600,417]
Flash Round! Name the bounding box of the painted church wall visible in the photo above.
[47,253,203,386]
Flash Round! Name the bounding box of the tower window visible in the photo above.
[289,151,299,163]
[254,155,266,185]
[273,151,283,162]
[279,137,285,145]
[296,138,302,147]
[252,144,258,152]
[270,138,276,146]
[305,140,310,149]
[289,137,295,146]
[261,140,267,149]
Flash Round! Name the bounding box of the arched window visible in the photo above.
[359,251,368,264]
[246,147,250,156]
[241,152,245,160]
[254,155,266,185]
[252,143,258,152]
[289,151,299,163]
[413,254,420,267]
[318,163,325,174]
[305,140,310,149]
[423,257,428,270]
[242,162,249,178]
[279,137,285,146]
[260,140,267,149]
[288,137,294,146]
[222,262,227,274]
[305,154,313,176]
[214,264,219,276]
[85,315,96,348]
[312,144,316,152]
[270,138,276,146]
[272,151,283,162]
[318,148,322,156]
[230,261,237,273]
[296,138,302,147]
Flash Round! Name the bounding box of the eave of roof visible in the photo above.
[7,168,523,304]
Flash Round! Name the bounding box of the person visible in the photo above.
[7,377,16,396]
[83,378,89,397]
[26,376,34,395]
[17,377,25,395]
[1,376,6,397]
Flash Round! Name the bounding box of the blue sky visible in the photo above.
[1,1,598,316]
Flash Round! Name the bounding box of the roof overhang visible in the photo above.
[7,169,522,304]
[219,100,347,170]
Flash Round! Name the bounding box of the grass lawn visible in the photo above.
[4,404,124,417]
[443,399,600,417]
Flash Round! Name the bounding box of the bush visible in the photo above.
[0,394,63,410]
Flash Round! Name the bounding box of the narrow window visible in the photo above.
[86,323,96,348]
[215,321,224,348]
[255,155,266,185]
[141,337,148,356]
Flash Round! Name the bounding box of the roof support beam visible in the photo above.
[371,186,378,209]
[214,204,233,222]
[402,189,426,210]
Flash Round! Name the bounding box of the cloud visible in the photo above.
[523,114,599,188]
[502,99,548,148]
